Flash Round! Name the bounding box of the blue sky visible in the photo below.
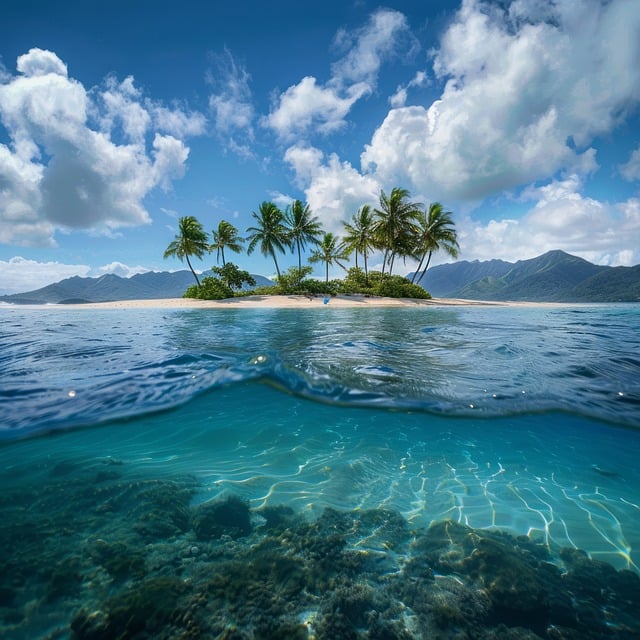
[1,0,639,294]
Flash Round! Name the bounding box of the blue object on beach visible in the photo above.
[323,296,329,304]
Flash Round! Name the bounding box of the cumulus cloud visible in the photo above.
[17,48,67,77]
[0,48,203,247]
[459,176,640,266]
[284,144,380,232]
[0,256,90,294]
[266,77,369,141]
[95,261,150,278]
[361,0,640,202]
[264,8,414,141]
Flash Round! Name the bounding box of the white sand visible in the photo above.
[44,295,562,309]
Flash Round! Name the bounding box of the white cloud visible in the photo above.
[150,104,206,138]
[268,191,294,209]
[0,256,90,294]
[0,60,10,84]
[331,9,416,89]
[389,70,428,108]
[95,262,150,278]
[620,147,640,182]
[264,9,414,142]
[283,145,325,185]
[0,48,201,247]
[284,144,380,232]
[361,0,640,202]
[16,47,67,77]
[97,75,150,142]
[208,48,255,156]
[458,177,640,266]
[265,77,368,140]
[95,75,206,141]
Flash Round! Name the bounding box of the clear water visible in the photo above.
[1,303,639,637]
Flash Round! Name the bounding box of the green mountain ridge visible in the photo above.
[416,250,640,302]
[2,251,639,304]
[0,271,274,304]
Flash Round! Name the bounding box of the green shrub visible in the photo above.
[184,284,199,299]
[185,269,431,300]
[373,275,431,299]
[298,278,339,295]
[212,263,256,291]
[183,276,234,300]
[277,266,313,293]
[340,267,368,293]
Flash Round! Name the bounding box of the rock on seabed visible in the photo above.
[0,463,639,639]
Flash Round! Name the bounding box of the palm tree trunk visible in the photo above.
[297,241,302,273]
[325,261,329,283]
[185,254,201,287]
[411,253,426,284]
[364,251,369,285]
[221,247,226,267]
[271,251,282,279]
[417,251,433,285]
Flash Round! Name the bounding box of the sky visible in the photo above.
[1,0,640,294]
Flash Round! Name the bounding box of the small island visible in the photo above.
[163,188,458,302]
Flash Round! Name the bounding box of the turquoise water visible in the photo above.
[1,303,639,638]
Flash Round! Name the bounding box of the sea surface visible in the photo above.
[1,302,639,639]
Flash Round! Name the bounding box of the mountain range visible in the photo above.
[1,250,638,304]
[0,271,273,304]
[413,250,640,302]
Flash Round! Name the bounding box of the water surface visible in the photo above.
[1,304,639,638]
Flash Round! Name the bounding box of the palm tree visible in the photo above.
[284,199,323,272]
[211,220,244,266]
[342,204,375,282]
[246,201,290,279]
[373,188,421,275]
[309,232,349,283]
[411,203,460,284]
[163,215,209,287]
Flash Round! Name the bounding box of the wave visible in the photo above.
[0,305,638,440]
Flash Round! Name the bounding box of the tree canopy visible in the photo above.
[246,202,290,279]
[163,216,209,286]
[211,220,244,266]
[163,187,459,299]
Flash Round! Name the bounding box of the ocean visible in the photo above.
[1,302,639,639]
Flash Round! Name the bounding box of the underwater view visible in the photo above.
[1,303,640,639]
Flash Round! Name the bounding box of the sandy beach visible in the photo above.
[46,295,562,309]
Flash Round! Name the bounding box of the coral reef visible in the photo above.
[0,458,639,639]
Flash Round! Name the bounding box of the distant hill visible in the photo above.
[0,270,274,304]
[3,251,638,304]
[413,250,640,302]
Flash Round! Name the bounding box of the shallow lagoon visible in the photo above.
[1,304,639,638]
